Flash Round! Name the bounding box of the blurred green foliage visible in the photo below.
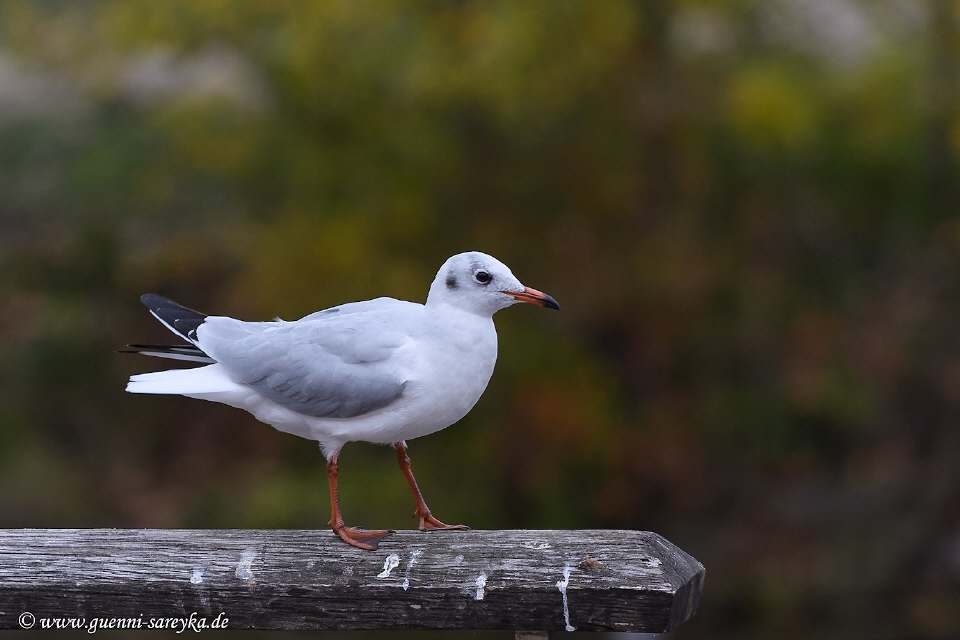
[2,1,960,638]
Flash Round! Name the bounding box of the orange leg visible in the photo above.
[326,451,392,550]
[394,441,470,532]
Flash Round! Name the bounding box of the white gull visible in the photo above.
[124,251,559,550]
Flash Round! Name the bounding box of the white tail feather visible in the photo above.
[126,364,238,395]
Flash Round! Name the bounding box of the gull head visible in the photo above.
[427,251,560,316]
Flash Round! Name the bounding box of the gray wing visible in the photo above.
[197,307,414,419]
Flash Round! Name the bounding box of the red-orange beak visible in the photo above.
[507,287,560,310]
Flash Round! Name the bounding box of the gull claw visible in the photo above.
[416,511,470,532]
[333,526,394,551]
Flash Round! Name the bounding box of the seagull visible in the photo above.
[123,251,559,550]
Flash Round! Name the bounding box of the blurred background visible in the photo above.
[1,1,959,638]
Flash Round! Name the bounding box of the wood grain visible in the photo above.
[0,529,703,633]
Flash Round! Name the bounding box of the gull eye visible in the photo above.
[475,270,492,284]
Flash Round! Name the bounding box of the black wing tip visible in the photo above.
[140,293,208,316]
[125,343,198,350]
[136,293,210,346]
[140,292,167,308]
[117,343,214,363]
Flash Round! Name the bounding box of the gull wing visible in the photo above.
[197,300,418,419]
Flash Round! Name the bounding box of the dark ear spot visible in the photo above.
[446,275,458,289]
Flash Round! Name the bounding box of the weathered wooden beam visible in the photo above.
[0,529,703,633]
